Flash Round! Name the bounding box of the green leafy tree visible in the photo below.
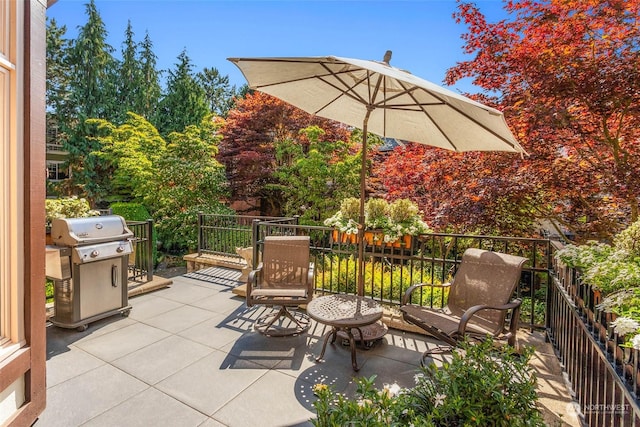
[88,112,166,203]
[89,113,231,252]
[155,49,209,137]
[197,67,236,117]
[152,115,233,251]
[272,126,360,225]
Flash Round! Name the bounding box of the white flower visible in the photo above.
[357,398,372,407]
[434,393,446,407]
[413,373,424,384]
[382,382,402,398]
[611,317,640,336]
[596,290,632,312]
[631,334,640,350]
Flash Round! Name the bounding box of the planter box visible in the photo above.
[331,229,357,244]
[363,230,412,248]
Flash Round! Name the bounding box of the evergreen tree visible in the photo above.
[113,20,142,124]
[197,67,235,117]
[46,18,72,122]
[155,49,209,137]
[61,0,118,202]
[137,32,162,121]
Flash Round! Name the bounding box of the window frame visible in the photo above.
[0,0,26,361]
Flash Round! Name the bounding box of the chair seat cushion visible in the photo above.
[400,305,499,337]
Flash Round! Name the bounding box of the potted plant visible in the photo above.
[363,198,390,245]
[384,199,430,247]
[326,197,431,247]
[324,197,360,243]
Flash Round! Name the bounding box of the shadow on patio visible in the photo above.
[36,267,579,427]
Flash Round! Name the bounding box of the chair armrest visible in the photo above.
[247,263,263,284]
[402,282,451,306]
[307,262,315,294]
[457,299,522,337]
[246,263,263,303]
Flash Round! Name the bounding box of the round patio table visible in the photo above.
[307,294,386,371]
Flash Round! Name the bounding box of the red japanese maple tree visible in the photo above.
[218,91,350,215]
[380,0,640,240]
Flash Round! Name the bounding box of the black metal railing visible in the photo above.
[549,249,640,425]
[248,221,550,330]
[195,214,640,423]
[126,219,154,283]
[196,213,298,263]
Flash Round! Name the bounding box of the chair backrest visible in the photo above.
[261,236,311,289]
[448,248,528,332]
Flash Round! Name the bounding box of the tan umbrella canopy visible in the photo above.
[228,51,526,296]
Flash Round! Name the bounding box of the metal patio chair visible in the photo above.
[400,248,528,362]
[247,235,314,336]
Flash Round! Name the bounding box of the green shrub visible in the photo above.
[156,204,234,254]
[311,338,544,427]
[314,255,446,305]
[45,279,54,304]
[365,198,390,229]
[315,255,358,294]
[555,241,614,269]
[45,197,99,227]
[110,202,151,221]
[555,220,640,295]
[403,338,544,426]
[614,218,640,258]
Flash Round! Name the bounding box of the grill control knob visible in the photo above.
[91,250,99,258]
[116,246,125,253]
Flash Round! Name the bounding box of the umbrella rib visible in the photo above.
[397,81,521,151]
[308,64,372,115]
[251,71,336,90]
[370,87,421,109]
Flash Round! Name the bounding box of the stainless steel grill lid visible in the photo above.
[51,215,134,246]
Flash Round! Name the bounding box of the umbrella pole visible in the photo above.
[357,108,373,297]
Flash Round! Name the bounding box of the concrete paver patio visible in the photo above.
[35,267,579,426]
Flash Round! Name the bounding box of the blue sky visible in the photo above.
[47,0,509,94]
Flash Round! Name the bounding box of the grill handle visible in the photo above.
[112,265,119,287]
[65,234,134,246]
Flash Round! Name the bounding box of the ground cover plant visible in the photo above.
[311,337,544,426]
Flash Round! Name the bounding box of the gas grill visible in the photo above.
[46,215,134,331]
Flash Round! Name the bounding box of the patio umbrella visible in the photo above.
[228,51,526,296]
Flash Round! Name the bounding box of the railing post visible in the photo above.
[197,212,203,256]
[546,240,553,333]
[252,219,260,269]
[146,219,154,282]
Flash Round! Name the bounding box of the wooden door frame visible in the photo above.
[0,1,47,425]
